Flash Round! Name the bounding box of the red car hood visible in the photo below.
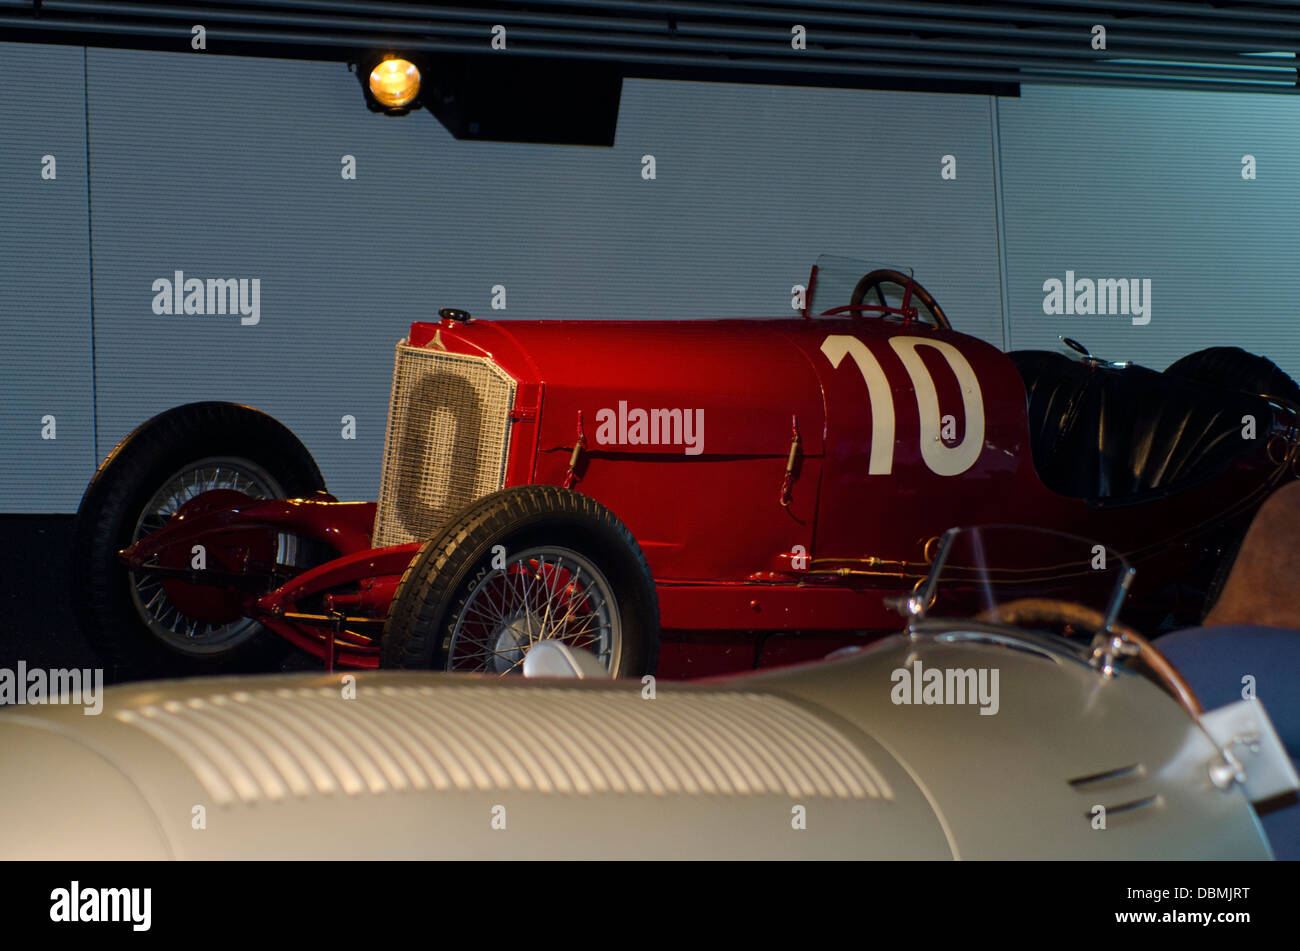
[409,317,830,456]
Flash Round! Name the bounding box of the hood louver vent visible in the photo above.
[116,684,893,806]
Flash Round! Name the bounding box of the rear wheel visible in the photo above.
[382,485,660,677]
[71,402,325,680]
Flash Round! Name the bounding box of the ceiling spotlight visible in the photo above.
[368,57,421,111]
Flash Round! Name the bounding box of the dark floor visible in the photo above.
[0,515,321,694]
[0,515,95,672]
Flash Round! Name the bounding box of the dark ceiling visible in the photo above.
[2,2,1296,144]
[2,1,1297,94]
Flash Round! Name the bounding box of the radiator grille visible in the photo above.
[372,340,517,548]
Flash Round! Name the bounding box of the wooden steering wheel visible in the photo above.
[976,598,1201,716]
[846,268,952,330]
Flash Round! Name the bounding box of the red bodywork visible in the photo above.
[120,296,1300,678]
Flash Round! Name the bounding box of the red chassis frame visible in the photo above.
[117,267,1300,679]
[118,487,893,677]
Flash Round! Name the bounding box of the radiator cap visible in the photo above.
[439,308,473,323]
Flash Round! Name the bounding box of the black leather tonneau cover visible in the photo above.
[1010,350,1273,500]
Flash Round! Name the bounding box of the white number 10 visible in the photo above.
[821,334,985,477]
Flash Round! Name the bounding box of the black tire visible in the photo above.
[71,402,325,681]
[1165,347,1300,406]
[382,485,660,677]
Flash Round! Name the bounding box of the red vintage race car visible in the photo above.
[71,255,1300,680]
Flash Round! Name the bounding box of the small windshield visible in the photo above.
[806,254,946,328]
[907,525,1136,631]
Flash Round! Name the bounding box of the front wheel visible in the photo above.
[382,486,660,677]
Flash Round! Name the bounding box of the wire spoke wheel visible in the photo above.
[127,455,293,655]
[446,546,620,674]
[72,401,326,679]
[383,485,659,678]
